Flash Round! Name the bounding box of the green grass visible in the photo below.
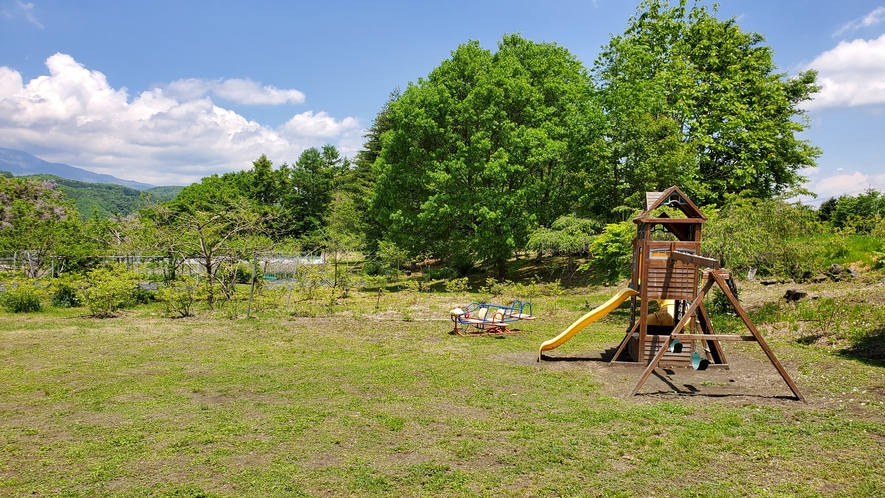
[800,233,884,269]
[1,284,884,496]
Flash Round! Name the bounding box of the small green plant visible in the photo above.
[50,274,82,308]
[580,221,634,283]
[77,265,138,318]
[444,277,469,294]
[158,277,204,317]
[871,251,885,271]
[479,278,513,298]
[0,277,44,313]
[425,266,456,280]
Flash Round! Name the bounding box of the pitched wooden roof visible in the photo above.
[634,186,706,223]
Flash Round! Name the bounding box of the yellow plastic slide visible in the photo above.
[538,287,640,361]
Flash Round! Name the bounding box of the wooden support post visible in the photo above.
[696,301,727,365]
[628,277,715,396]
[709,271,805,402]
[610,321,640,364]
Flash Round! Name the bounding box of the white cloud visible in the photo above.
[833,6,885,37]
[0,54,362,185]
[0,66,23,100]
[279,111,361,138]
[804,34,885,109]
[2,1,43,28]
[807,170,885,199]
[162,77,306,105]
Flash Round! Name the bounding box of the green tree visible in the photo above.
[279,146,343,241]
[352,89,400,251]
[372,34,602,278]
[824,190,885,233]
[0,177,87,277]
[527,215,603,284]
[592,0,821,211]
[154,176,273,305]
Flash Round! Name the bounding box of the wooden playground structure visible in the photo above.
[541,186,805,401]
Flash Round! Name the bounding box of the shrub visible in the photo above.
[362,262,383,276]
[0,278,44,313]
[580,221,634,283]
[445,277,469,294]
[131,284,159,305]
[77,265,138,318]
[425,266,456,280]
[704,197,821,279]
[872,252,885,271]
[50,274,82,308]
[158,277,204,317]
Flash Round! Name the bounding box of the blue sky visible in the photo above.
[1,0,883,203]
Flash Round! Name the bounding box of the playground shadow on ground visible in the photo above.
[538,345,626,363]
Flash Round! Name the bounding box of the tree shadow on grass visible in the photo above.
[837,326,885,367]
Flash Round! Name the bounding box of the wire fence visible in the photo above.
[0,251,329,282]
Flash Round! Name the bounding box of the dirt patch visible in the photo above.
[502,347,869,411]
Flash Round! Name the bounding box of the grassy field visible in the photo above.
[1,278,884,497]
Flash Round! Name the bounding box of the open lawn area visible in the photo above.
[1,281,884,496]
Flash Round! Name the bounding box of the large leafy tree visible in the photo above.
[0,177,87,277]
[372,34,603,277]
[150,175,272,304]
[592,0,821,211]
[352,89,400,250]
[278,146,348,242]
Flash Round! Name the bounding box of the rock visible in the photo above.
[761,279,779,286]
[747,268,757,281]
[812,275,828,283]
[828,264,844,275]
[784,289,809,301]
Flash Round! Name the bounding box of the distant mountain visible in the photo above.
[0,146,155,190]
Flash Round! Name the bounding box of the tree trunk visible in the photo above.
[495,258,508,281]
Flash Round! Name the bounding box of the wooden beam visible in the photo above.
[610,321,640,364]
[636,217,705,224]
[709,271,806,403]
[671,251,720,269]
[673,334,756,341]
[629,277,715,397]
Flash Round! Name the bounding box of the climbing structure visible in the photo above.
[614,186,803,400]
[537,186,804,400]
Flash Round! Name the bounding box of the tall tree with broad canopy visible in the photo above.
[151,175,273,305]
[0,177,87,277]
[372,34,603,277]
[278,145,348,242]
[592,0,821,212]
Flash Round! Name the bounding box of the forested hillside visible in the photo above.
[11,175,183,219]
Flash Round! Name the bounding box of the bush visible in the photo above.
[234,264,262,284]
[445,277,469,294]
[362,262,383,276]
[0,278,44,313]
[704,197,821,279]
[77,265,138,318]
[425,266,456,280]
[158,277,204,317]
[580,221,634,283]
[50,274,82,308]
